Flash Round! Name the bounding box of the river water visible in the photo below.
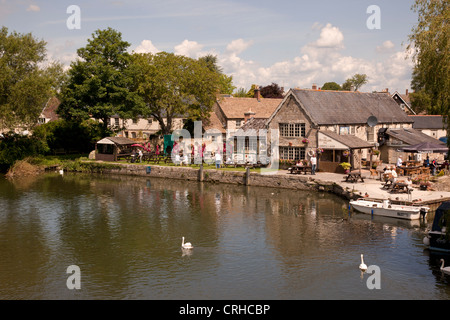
[0,172,449,300]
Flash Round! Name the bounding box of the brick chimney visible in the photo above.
[405,89,409,96]
[254,85,261,101]
[244,104,256,123]
[312,83,317,90]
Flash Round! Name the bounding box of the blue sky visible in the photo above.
[0,0,418,93]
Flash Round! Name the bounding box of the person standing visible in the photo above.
[215,151,222,169]
[310,153,317,175]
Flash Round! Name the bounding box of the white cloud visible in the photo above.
[216,23,412,93]
[226,39,253,55]
[313,23,344,48]
[134,40,160,54]
[376,40,395,53]
[174,40,204,58]
[26,4,40,12]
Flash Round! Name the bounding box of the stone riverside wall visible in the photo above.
[87,163,361,201]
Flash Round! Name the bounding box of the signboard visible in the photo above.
[318,132,349,150]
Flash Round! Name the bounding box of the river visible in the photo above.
[0,172,449,300]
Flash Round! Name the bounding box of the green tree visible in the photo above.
[58,28,141,134]
[233,88,248,97]
[131,52,221,135]
[407,0,449,117]
[342,74,368,91]
[0,27,62,132]
[199,54,235,94]
[321,82,342,91]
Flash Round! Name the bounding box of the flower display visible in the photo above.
[302,138,309,144]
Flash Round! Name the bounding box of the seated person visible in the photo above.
[389,168,398,184]
[296,160,303,167]
[406,177,413,190]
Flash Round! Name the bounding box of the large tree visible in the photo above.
[342,74,368,91]
[199,54,235,94]
[407,0,449,116]
[131,52,221,135]
[0,27,62,132]
[58,28,141,133]
[321,82,342,91]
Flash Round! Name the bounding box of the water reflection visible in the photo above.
[0,173,449,299]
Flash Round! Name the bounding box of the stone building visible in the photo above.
[266,89,414,172]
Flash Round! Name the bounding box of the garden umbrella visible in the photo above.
[400,141,448,153]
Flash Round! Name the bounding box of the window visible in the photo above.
[280,123,306,137]
[236,120,242,127]
[279,147,305,160]
[114,118,120,127]
[132,119,138,124]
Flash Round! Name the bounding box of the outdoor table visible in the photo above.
[390,182,412,194]
[402,166,421,176]
[289,166,312,175]
[345,172,364,183]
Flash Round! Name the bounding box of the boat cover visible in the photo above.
[432,202,450,232]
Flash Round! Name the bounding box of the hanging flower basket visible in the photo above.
[302,138,309,144]
[316,148,324,154]
[343,150,350,157]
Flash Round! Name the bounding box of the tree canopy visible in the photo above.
[58,28,142,133]
[131,52,221,135]
[407,0,449,116]
[342,74,368,91]
[0,26,62,132]
[260,83,284,98]
[321,82,342,91]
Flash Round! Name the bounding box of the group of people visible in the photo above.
[294,153,317,175]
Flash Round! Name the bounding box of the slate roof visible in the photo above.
[216,97,281,119]
[320,130,373,149]
[41,97,60,121]
[410,115,446,130]
[385,128,445,145]
[273,89,413,126]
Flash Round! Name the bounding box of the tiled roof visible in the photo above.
[42,97,60,121]
[203,111,226,133]
[232,118,268,136]
[216,97,281,119]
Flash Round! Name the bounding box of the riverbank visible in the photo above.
[67,161,450,212]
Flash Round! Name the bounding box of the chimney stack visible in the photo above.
[312,83,317,90]
[405,89,409,95]
[254,85,261,101]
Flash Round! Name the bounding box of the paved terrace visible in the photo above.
[275,168,450,204]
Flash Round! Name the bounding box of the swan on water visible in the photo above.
[440,259,450,275]
[59,169,64,175]
[182,237,193,249]
[359,254,367,272]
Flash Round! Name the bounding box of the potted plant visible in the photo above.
[302,138,309,144]
[339,162,352,174]
[342,150,350,157]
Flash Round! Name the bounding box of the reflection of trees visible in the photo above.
[0,176,51,299]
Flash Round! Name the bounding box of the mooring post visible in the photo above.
[245,167,250,186]
[199,164,204,182]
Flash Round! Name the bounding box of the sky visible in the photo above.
[0,0,419,94]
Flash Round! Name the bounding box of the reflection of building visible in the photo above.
[266,88,414,172]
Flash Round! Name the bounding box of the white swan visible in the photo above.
[359,254,368,272]
[440,259,450,275]
[182,237,193,249]
[59,169,64,175]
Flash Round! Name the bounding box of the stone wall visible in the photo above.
[88,162,360,201]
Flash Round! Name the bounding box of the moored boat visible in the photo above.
[350,198,428,220]
[423,201,450,253]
